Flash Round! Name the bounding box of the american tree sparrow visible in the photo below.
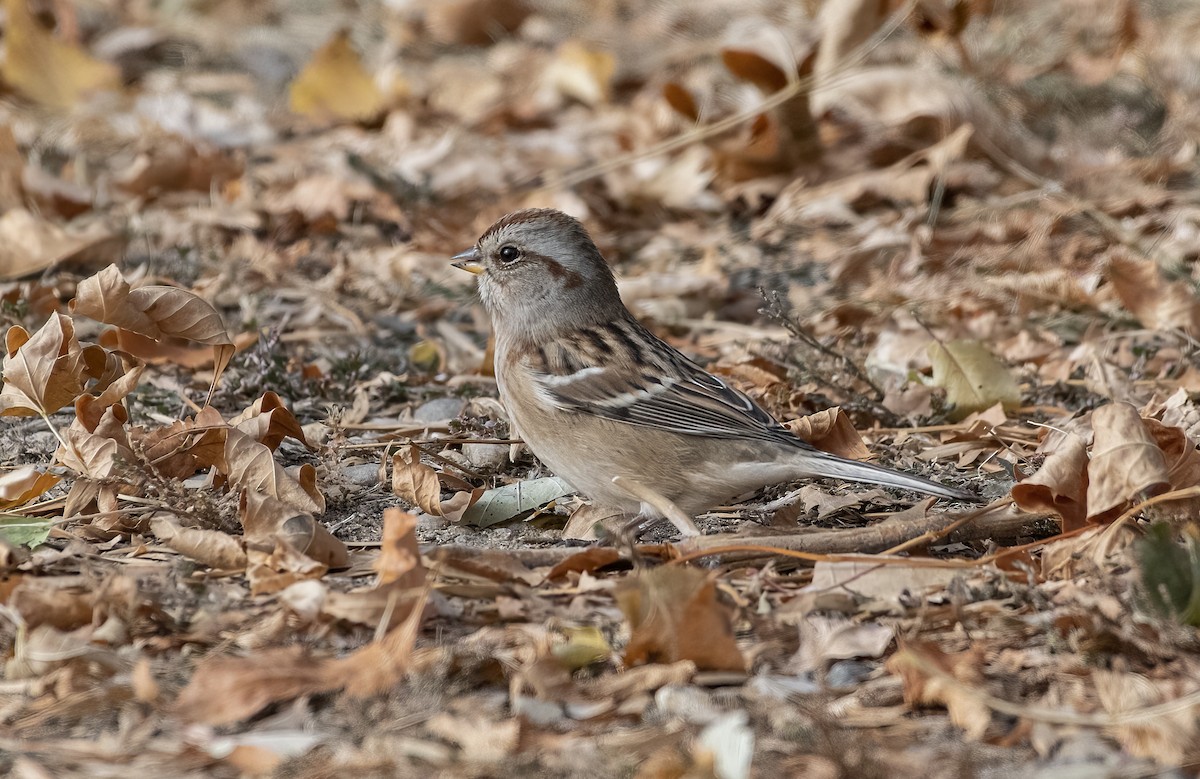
[453,209,977,530]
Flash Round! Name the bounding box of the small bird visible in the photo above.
[453,209,977,528]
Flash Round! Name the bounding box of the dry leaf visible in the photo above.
[0,209,119,281]
[288,30,384,123]
[374,508,425,589]
[662,82,699,122]
[888,642,991,740]
[927,340,1021,420]
[1094,670,1196,765]
[1011,434,1090,531]
[0,313,108,417]
[1087,402,1170,521]
[785,407,871,460]
[791,615,893,674]
[71,265,236,388]
[616,566,745,672]
[174,646,340,726]
[545,40,616,106]
[392,445,443,516]
[0,0,120,109]
[229,391,312,452]
[221,429,324,515]
[1141,417,1200,490]
[426,0,530,45]
[0,467,61,510]
[1108,252,1200,333]
[150,515,248,571]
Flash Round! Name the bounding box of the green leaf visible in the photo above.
[0,513,52,547]
[461,477,574,528]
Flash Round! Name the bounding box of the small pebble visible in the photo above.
[413,397,465,423]
[340,463,381,487]
[462,441,508,470]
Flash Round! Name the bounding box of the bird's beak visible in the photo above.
[451,247,484,275]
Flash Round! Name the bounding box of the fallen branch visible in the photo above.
[421,502,1055,569]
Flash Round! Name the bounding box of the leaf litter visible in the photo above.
[1,0,1200,776]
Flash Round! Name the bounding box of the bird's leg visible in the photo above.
[609,476,700,538]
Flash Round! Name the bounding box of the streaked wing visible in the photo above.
[531,317,808,448]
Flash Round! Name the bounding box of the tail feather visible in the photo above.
[803,450,980,503]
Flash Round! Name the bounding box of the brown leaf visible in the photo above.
[150,515,248,571]
[375,509,425,588]
[0,314,88,416]
[71,264,236,388]
[1141,417,1200,489]
[176,587,428,724]
[0,0,120,109]
[114,137,242,198]
[174,646,340,726]
[426,0,530,46]
[722,48,788,93]
[220,428,323,515]
[1087,402,1170,521]
[785,407,871,460]
[547,548,622,580]
[56,404,135,479]
[227,392,311,451]
[1094,670,1196,765]
[0,208,120,281]
[1012,434,1090,532]
[5,576,95,630]
[616,566,745,672]
[392,445,443,515]
[888,642,991,739]
[0,467,61,510]
[662,82,699,122]
[330,585,428,698]
[1108,252,1200,333]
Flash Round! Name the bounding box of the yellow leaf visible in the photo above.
[288,30,384,123]
[546,40,615,106]
[927,339,1020,420]
[1,0,119,109]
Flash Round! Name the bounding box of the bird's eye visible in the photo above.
[498,245,521,264]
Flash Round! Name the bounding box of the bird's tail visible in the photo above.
[796,449,980,502]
